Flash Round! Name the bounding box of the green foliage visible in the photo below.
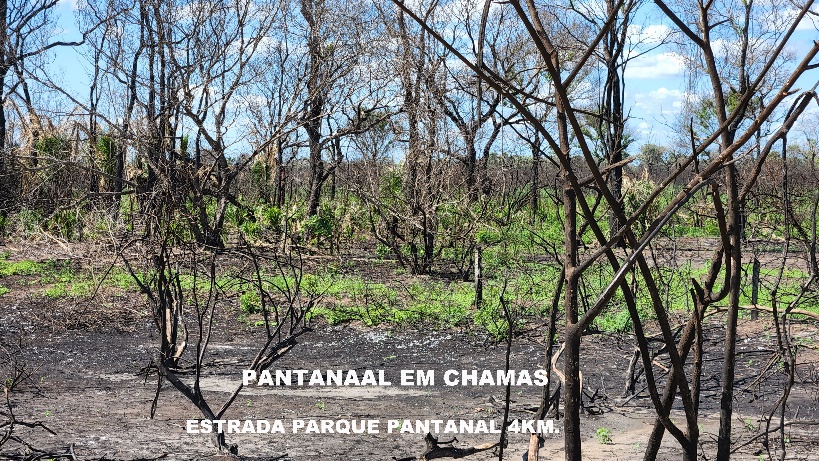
[240,290,261,315]
[177,273,214,293]
[226,202,259,238]
[402,281,472,328]
[97,135,117,177]
[105,267,140,290]
[261,204,282,234]
[596,426,613,444]
[380,170,403,202]
[180,134,189,156]
[0,259,45,276]
[0,285,9,296]
[307,276,475,329]
[46,209,80,240]
[622,176,660,234]
[595,308,633,333]
[304,203,336,240]
[474,299,510,340]
[249,161,271,202]
[43,284,68,298]
[17,209,44,236]
[744,417,757,432]
[33,135,69,159]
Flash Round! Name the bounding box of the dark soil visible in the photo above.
[1,242,818,460]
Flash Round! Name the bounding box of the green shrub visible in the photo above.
[46,209,80,240]
[304,205,336,240]
[239,290,261,314]
[0,259,44,276]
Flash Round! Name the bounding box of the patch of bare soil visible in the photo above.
[1,243,818,460]
[1,315,818,460]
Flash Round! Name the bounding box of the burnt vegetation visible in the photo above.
[1,0,819,460]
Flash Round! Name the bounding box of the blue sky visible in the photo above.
[45,0,819,155]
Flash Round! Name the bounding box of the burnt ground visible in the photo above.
[1,242,819,460]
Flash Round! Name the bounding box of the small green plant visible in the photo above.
[744,417,757,432]
[239,290,261,314]
[0,259,44,276]
[43,284,68,299]
[46,209,80,240]
[304,206,336,241]
[0,285,9,296]
[106,267,140,290]
[596,426,612,445]
[315,400,326,411]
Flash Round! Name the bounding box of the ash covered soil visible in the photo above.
[1,243,818,460]
[3,320,819,460]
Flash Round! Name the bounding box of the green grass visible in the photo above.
[105,267,140,290]
[0,259,46,276]
[0,255,140,300]
[303,268,559,338]
[42,280,94,298]
[43,284,68,298]
[305,276,474,329]
[0,213,814,338]
[240,290,261,314]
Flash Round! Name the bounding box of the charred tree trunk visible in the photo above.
[306,119,324,218]
[0,73,6,186]
[275,136,285,208]
[716,165,742,460]
[0,0,9,184]
[557,97,582,460]
[530,133,541,221]
[466,135,478,202]
[302,0,327,219]
[602,0,628,248]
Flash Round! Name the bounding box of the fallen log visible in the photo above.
[394,433,502,460]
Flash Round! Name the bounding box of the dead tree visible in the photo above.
[393,0,819,460]
[0,0,99,214]
[394,433,503,461]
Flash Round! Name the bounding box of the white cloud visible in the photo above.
[59,0,79,10]
[637,121,651,135]
[627,24,671,46]
[632,87,689,114]
[783,8,819,31]
[624,52,684,79]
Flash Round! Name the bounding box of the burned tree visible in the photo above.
[393,0,819,459]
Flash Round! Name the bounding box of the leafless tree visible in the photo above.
[0,0,96,214]
[392,0,819,460]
